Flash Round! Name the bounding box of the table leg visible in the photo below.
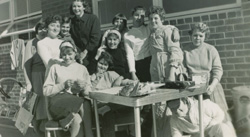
[198,94,204,137]
[93,99,101,137]
[152,104,157,137]
[134,107,141,137]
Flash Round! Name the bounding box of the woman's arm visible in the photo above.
[124,34,138,80]
[163,27,183,81]
[207,47,223,94]
[43,65,65,96]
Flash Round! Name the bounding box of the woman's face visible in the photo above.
[149,14,163,29]
[61,23,70,37]
[191,29,206,47]
[47,21,60,38]
[37,27,47,39]
[61,47,76,65]
[72,1,85,17]
[132,9,145,27]
[113,19,124,31]
[97,58,109,73]
[107,34,120,49]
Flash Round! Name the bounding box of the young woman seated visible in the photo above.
[91,51,137,137]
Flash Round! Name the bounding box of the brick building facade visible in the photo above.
[0,0,250,118]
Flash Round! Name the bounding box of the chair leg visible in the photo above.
[46,130,51,137]
[53,130,57,137]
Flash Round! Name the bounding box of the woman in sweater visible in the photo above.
[183,22,230,121]
[43,40,91,137]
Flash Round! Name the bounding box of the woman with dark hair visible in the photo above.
[37,15,63,69]
[69,0,101,68]
[112,13,129,36]
[23,21,47,136]
[91,51,136,137]
[59,17,74,41]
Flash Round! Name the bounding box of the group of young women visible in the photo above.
[23,0,231,137]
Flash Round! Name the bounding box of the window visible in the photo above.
[0,0,10,23]
[0,25,11,44]
[92,0,153,27]
[0,0,42,40]
[14,0,42,18]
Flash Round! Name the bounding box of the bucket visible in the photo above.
[231,86,250,136]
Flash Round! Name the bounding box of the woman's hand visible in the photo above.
[26,83,32,92]
[79,50,88,64]
[64,79,74,90]
[172,28,180,42]
[95,46,106,60]
[206,78,219,95]
[206,84,216,95]
[74,79,87,90]
[131,72,138,81]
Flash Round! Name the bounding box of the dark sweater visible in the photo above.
[107,48,130,79]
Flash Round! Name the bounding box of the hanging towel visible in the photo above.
[10,39,25,70]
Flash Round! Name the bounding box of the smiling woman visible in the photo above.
[69,0,101,69]
[37,15,63,68]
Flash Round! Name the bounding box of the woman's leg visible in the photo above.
[83,99,94,137]
[70,113,84,137]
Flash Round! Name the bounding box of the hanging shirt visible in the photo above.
[10,39,25,70]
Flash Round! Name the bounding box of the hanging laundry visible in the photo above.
[10,39,25,70]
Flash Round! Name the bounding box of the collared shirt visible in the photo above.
[70,14,101,52]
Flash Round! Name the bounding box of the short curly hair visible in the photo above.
[69,0,92,15]
[44,15,62,28]
[188,22,210,40]
[98,52,114,69]
[148,6,166,21]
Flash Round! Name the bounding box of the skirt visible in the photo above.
[49,93,84,120]
[31,69,47,120]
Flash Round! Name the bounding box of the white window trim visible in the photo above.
[92,0,241,30]
[0,15,42,39]
[164,0,241,19]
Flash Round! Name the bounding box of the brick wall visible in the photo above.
[0,44,22,118]
[167,0,250,101]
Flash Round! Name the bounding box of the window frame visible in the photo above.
[0,0,42,39]
[92,0,241,29]
[163,0,241,19]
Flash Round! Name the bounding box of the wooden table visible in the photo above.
[90,84,207,137]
